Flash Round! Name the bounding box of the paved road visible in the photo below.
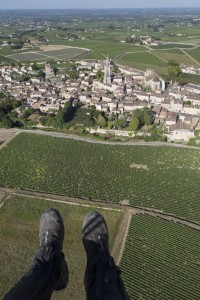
[6,128,199,150]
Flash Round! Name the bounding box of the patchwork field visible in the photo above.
[0,194,122,300]
[49,40,148,59]
[152,50,200,67]
[121,215,200,300]
[2,41,148,62]
[118,52,167,73]
[0,54,13,62]
[185,48,200,64]
[1,133,200,222]
[6,47,90,62]
[150,44,195,50]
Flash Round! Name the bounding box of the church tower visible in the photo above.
[45,63,55,79]
[103,56,111,85]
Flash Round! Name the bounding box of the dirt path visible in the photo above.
[112,210,133,265]
[0,191,5,203]
[7,128,200,150]
[150,51,168,63]
[2,187,200,265]
[132,207,200,231]
[181,49,200,67]
[0,129,17,150]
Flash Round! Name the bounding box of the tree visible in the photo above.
[168,60,179,66]
[112,64,119,73]
[0,116,12,128]
[129,116,140,131]
[143,108,153,125]
[37,70,45,78]
[133,109,143,125]
[20,74,30,82]
[144,113,151,125]
[109,113,115,122]
[23,107,35,119]
[32,63,40,71]
[96,69,104,82]
[97,115,107,127]
[68,64,79,80]
[167,65,182,77]
[114,118,127,129]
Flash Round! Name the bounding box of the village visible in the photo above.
[1,57,200,143]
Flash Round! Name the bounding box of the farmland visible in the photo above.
[48,40,148,60]
[1,133,200,222]
[0,194,122,300]
[118,48,200,82]
[7,47,90,62]
[185,48,200,64]
[152,50,200,67]
[4,41,148,61]
[149,44,195,50]
[118,52,167,73]
[120,215,200,300]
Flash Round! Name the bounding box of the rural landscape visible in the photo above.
[1,5,200,300]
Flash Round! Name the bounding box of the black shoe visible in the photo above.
[39,208,64,251]
[82,211,130,300]
[54,258,69,291]
[82,211,110,260]
[39,208,68,291]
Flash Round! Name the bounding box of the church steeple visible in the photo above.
[103,56,111,85]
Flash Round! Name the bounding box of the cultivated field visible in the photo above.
[0,194,122,300]
[6,47,90,62]
[49,40,148,59]
[152,50,200,67]
[185,48,200,64]
[1,133,200,222]
[118,52,167,73]
[150,44,194,50]
[121,215,200,300]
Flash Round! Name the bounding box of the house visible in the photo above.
[183,83,200,94]
[170,99,183,112]
[183,94,200,106]
[167,121,195,143]
[152,104,162,117]
[134,91,150,101]
[150,93,165,104]
[144,69,165,91]
[112,75,123,84]
[165,112,177,127]
[155,108,168,124]
[161,98,171,110]
[182,104,200,115]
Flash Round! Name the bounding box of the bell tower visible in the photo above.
[103,56,111,85]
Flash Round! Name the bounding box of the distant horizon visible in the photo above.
[1,7,200,10]
[1,0,200,9]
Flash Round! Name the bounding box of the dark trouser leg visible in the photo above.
[84,255,130,300]
[4,245,68,300]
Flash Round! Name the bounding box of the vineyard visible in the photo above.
[0,133,200,222]
[7,47,89,62]
[0,194,122,300]
[120,215,200,300]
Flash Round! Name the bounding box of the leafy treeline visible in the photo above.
[0,93,24,128]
